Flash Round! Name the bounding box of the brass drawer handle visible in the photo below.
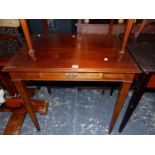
[64,73,78,78]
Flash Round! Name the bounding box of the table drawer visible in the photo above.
[11,72,133,82]
[15,72,103,80]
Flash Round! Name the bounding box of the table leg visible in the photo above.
[119,73,151,132]
[109,81,132,134]
[13,80,40,131]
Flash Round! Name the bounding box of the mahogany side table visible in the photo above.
[3,34,140,134]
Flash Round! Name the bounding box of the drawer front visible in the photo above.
[10,72,134,82]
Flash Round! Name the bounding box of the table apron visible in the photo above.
[10,72,135,83]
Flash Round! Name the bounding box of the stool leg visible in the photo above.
[13,80,40,131]
[110,87,114,96]
[120,19,134,53]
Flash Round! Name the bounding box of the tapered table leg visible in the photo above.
[109,81,132,134]
[13,80,40,131]
[119,73,151,132]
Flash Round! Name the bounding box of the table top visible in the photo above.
[126,34,155,73]
[3,34,140,74]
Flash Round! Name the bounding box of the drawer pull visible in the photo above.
[64,73,78,78]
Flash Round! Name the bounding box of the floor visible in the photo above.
[0,82,155,135]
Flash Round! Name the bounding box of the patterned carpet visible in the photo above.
[0,83,155,135]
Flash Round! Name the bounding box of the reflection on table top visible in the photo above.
[3,34,140,74]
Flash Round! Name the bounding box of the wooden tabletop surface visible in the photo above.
[3,34,140,74]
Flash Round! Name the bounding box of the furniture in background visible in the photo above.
[0,19,36,96]
[0,55,17,96]
[0,20,48,134]
[76,19,130,35]
[0,19,23,48]
[27,19,76,34]
[134,19,155,38]
[119,21,155,132]
[0,20,22,96]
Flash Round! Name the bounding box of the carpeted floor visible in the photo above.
[0,83,155,135]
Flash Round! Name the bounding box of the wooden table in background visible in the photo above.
[3,34,140,134]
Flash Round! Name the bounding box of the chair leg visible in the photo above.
[46,82,51,94]
[110,87,114,96]
[102,83,106,95]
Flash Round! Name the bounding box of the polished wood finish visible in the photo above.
[77,20,115,95]
[3,109,26,135]
[12,80,40,131]
[0,99,48,114]
[109,79,134,133]
[3,100,48,135]
[120,19,134,53]
[4,34,138,73]
[20,19,36,60]
[3,34,140,134]
[76,19,135,54]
